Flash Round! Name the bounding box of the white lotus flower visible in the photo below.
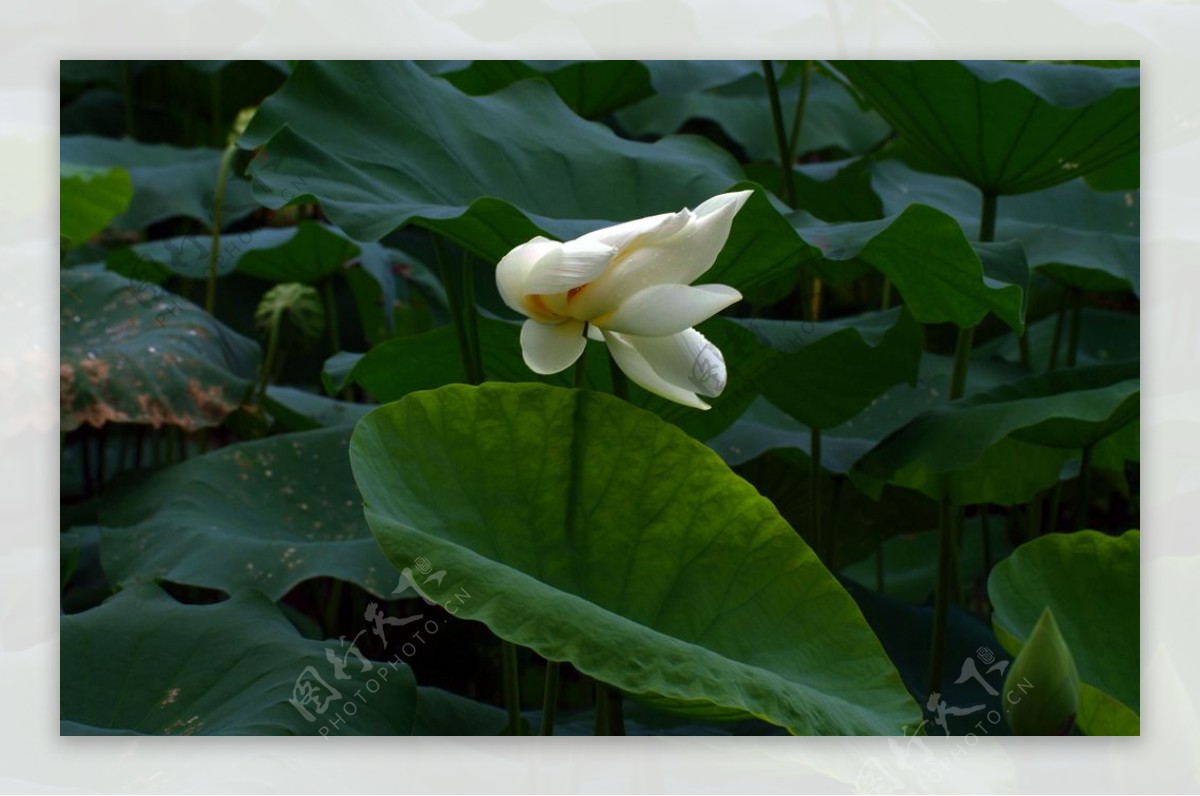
[495,190,752,410]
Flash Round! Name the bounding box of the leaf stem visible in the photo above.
[1047,481,1063,536]
[432,235,480,385]
[810,427,823,560]
[256,307,282,399]
[322,278,340,355]
[949,326,976,401]
[204,141,237,316]
[927,494,958,697]
[1075,444,1094,531]
[594,683,624,735]
[785,61,813,167]
[540,662,561,736]
[502,640,522,735]
[574,326,590,389]
[461,251,484,384]
[761,60,796,207]
[608,351,630,401]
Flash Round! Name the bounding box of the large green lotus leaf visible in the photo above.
[987,530,1139,735]
[709,352,1027,474]
[105,222,397,332]
[623,309,918,443]
[857,363,1138,504]
[615,69,891,161]
[350,383,919,735]
[59,163,133,245]
[262,386,373,431]
[700,183,824,299]
[734,451,939,572]
[59,135,258,231]
[61,583,418,735]
[424,60,654,118]
[976,307,1139,373]
[831,61,1139,195]
[60,269,259,432]
[239,60,743,256]
[422,60,758,101]
[322,317,577,398]
[96,427,393,600]
[871,160,1139,295]
[731,307,922,430]
[744,157,884,223]
[793,204,1028,332]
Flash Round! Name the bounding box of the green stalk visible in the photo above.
[785,61,813,167]
[594,683,624,735]
[432,236,480,385]
[1047,481,1064,536]
[502,640,522,735]
[980,508,993,574]
[810,427,823,561]
[1028,492,1044,539]
[322,278,340,356]
[927,495,957,696]
[256,307,283,399]
[929,189,998,694]
[574,328,589,389]
[880,278,892,311]
[608,352,630,401]
[949,326,976,401]
[1017,332,1032,370]
[593,681,609,735]
[979,190,998,243]
[204,141,238,316]
[1047,290,1068,371]
[461,252,484,384]
[1075,444,1094,531]
[761,60,796,207]
[540,662,561,736]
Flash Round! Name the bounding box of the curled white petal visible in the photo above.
[603,330,711,410]
[569,190,753,317]
[600,283,742,337]
[577,209,689,251]
[496,237,558,316]
[691,189,754,222]
[623,327,727,398]
[523,239,616,294]
[519,318,587,374]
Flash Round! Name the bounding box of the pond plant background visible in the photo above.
[59,60,1139,737]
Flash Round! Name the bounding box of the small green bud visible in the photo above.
[1003,607,1080,735]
